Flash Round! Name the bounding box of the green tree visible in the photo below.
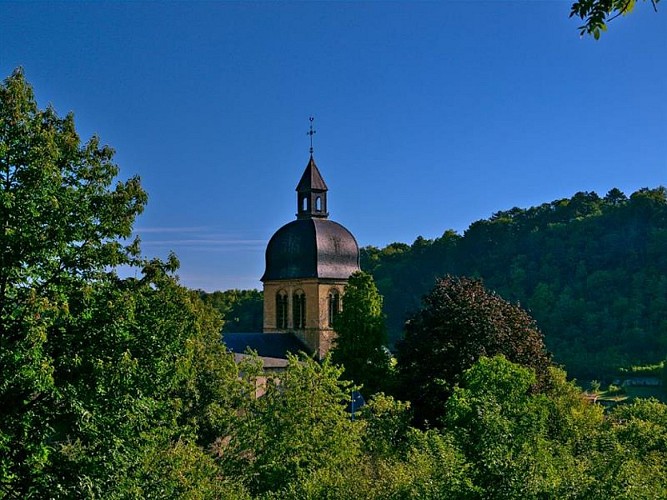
[396,276,552,426]
[0,67,146,495]
[309,392,475,499]
[331,271,391,395]
[571,0,660,39]
[582,398,667,498]
[220,355,362,497]
[360,393,413,458]
[0,68,249,498]
[122,437,250,499]
[47,265,255,498]
[443,356,589,498]
[377,429,476,499]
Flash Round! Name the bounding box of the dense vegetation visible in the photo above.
[396,276,552,425]
[203,189,667,381]
[0,67,246,497]
[362,187,667,380]
[198,288,263,332]
[3,69,667,498]
[331,271,391,395]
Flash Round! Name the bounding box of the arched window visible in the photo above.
[276,290,288,329]
[315,196,321,211]
[293,290,306,329]
[328,289,340,327]
[301,197,308,211]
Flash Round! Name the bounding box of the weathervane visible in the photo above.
[307,116,316,156]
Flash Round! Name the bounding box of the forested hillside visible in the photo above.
[199,289,263,332]
[362,188,667,380]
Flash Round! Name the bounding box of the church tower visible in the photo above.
[261,152,360,359]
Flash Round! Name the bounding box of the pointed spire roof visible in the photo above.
[296,155,328,192]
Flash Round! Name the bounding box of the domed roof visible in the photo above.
[261,218,360,281]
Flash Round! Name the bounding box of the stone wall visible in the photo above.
[263,278,346,359]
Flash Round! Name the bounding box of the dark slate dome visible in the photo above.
[261,218,360,281]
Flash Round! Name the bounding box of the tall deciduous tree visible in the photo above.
[331,271,391,395]
[43,264,253,498]
[396,275,552,426]
[0,68,249,497]
[0,67,146,495]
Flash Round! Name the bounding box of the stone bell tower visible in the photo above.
[261,147,360,359]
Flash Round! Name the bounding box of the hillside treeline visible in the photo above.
[199,289,263,333]
[362,187,667,380]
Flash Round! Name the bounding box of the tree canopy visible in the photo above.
[331,271,391,395]
[363,188,667,381]
[198,288,263,332]
[4,67,667,500]
[0,68,247,498]
[396,276,552,426]
[0,67,145,494]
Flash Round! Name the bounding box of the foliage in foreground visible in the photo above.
[3,68,667,498]
[0,68,250,497]
[222,356,667,499]
[570,0,660,39]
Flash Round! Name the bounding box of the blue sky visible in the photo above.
[1,2,665,291]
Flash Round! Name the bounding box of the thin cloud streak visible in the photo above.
[134,226,209,234]
[143,245,264,253]
[142,239,264,245]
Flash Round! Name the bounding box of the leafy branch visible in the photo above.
[570,0,660,39]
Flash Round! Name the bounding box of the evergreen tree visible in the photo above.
[331,271,391,395]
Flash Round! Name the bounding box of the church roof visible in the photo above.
[296,156,328,192]
[263,152,359,282]
[261,218,360,281]
[223,332,308,359]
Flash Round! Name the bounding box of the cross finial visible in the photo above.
[307,116,316,156]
